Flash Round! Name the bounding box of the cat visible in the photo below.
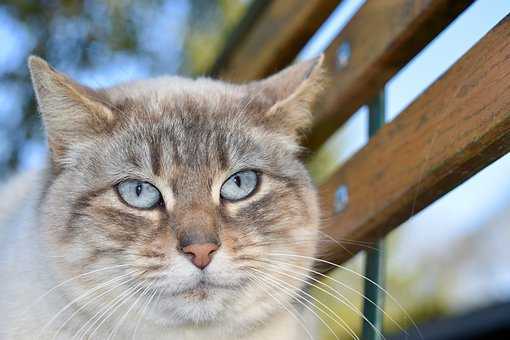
[0,54,325,340]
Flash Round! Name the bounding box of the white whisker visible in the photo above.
[261,257,406,334]
[249,271,341,340]
[107,280,153,340]
[246,274,315,340]
[132,285,159,340]
[268,253,422,337]
[24,264,132,317]
[250,268,356,340]
[38,269,138,338]
[80,279,145,340]
[51,272,140,340]
[261,261,384,339]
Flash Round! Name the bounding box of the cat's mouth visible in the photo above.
[176,283,214,300]
[166,277,245,300]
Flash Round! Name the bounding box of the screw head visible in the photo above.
[336,41,351,69]
[334,185,349,213]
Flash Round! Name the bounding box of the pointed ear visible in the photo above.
[247,55,326,140]
[28,56,115,162]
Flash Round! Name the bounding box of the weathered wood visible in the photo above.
[213,0,341,82]
[318,15,510,267]
[306,0,474,151]
[208,0,271,77]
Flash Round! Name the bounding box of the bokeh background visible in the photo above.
[0,0,247,176]
[1,0,509,339]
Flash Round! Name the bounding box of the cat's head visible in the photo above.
[29,55,324,335]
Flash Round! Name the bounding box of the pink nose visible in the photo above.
[182,243,219,269]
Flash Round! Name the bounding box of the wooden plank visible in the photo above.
[212,0,341,81]
[208,0,271,77]
[317,15,510,267]
[305,0,474,151]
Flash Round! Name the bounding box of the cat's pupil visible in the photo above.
[135,183,142,196]
[234,175,241,187]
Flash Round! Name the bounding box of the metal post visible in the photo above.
[361,89,386,340]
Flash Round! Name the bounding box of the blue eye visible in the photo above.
[117,180,162,209]
[220,170,258,201]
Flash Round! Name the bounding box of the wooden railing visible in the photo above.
[210,0,510,338]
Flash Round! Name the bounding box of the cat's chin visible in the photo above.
[145,277,243,326]
[146,278,284,338]
[151,289,231,326]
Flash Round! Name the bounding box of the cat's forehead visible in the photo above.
[74,75,301,185]
[99,76,276,156]
[109,113,272,179]
[85,78,282,184]
[104,76,251,117]
[103,77,263,157]
[86,100,297,195]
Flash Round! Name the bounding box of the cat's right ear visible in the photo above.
[28,56,114,164]
[244,56,326,142]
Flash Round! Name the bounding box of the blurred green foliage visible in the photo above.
[0,0,248,177]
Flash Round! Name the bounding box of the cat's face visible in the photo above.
[29,56,324,334]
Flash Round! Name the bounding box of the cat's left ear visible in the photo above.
[28,56,115,163]
[247,55,326,140]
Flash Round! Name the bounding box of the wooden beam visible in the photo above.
[317,15,510,267]
[212,0,341,81]
[305,0,474,151]
[208,0,271,77]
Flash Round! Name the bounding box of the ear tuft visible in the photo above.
[28,55,50,75]
[247,55,327,141]
[28,55,115,165]
[267,55,326,135]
